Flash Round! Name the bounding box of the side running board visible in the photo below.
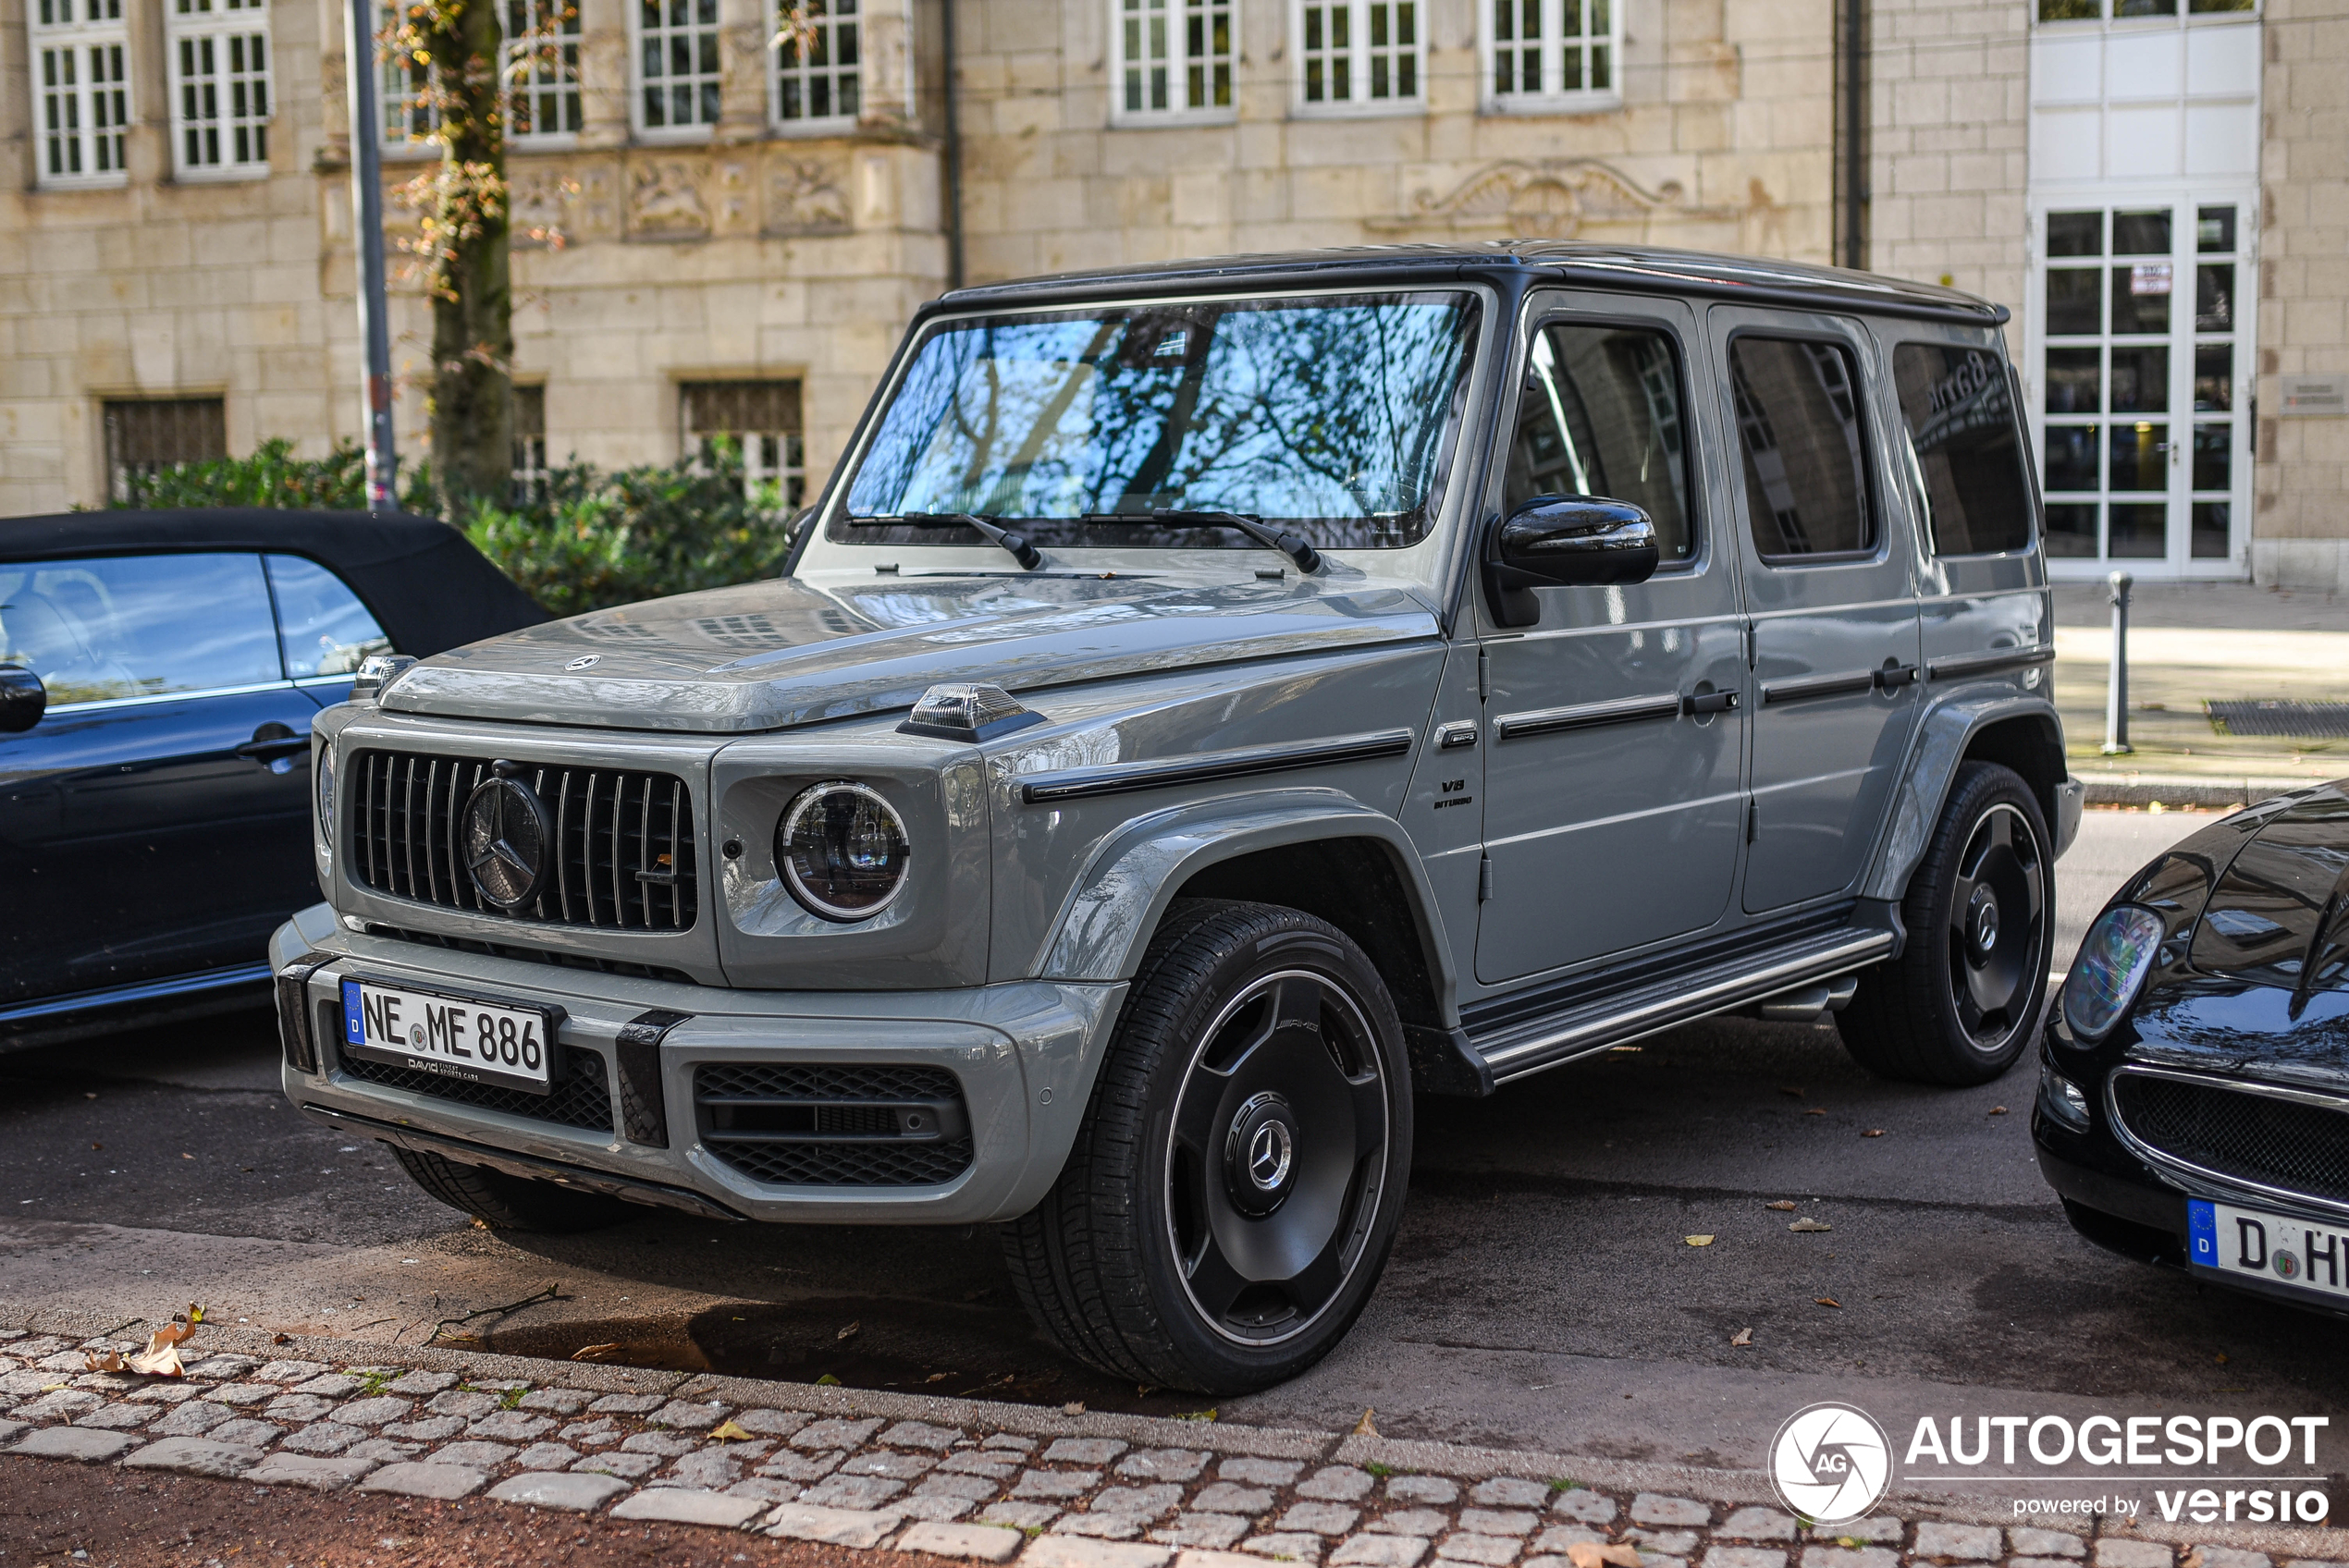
[1468,927,1895,1084]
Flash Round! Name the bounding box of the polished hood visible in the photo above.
[2121,783,2349,1080]
[380,570,1440,734]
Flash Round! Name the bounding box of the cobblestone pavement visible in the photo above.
[4,1313,2342,1568]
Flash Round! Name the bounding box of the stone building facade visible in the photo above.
[0,0,2339,584]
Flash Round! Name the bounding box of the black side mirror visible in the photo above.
[1482,496,1661,627]
[0,666,46,734]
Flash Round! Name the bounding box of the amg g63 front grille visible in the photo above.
[2112,1072,2349,1206]
[694,1063,975,1187]
[350,751,697,932]
[338,1044,616,1133]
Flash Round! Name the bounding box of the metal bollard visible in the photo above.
[2102,570,2134,755]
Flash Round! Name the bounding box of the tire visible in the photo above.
[391,1146,632,1232]
[1002,899,1413,1395]
[1837,760,2053,1086]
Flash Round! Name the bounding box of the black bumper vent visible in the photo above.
[695,1062,974,1187]
[362,924,696,986]
[339,1044,616,1133]
[2114,1073,2349,1206]
[350,751,697,932]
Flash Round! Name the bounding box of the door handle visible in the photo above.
[236,726,310,763]
[1873,663,1919,691]
[1681,689,1739,717]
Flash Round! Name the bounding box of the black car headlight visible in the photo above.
[777,781,911,922]
[2060,903,2166,1043]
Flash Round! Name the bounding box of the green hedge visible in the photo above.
[116,439,795,618]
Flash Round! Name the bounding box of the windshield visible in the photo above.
[831,291,1480,551]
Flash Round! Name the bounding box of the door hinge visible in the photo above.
[1477,645,1490,702]
[1478,854,1494,902]
[1747,801,1759,844]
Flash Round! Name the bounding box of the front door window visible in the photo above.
[2035,201,2247,569]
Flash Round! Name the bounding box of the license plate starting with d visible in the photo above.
[341,977,554,1094]
[2189,1197,2349,1304]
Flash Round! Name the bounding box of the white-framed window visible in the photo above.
[774,0,859,127]
[379,2,437,149]
[1296,0,1420,113]
[1485,0,1617,109]
[1113,0,1234,122]
[636,0,721,134]
[167,0,271,178]
[682,380,806,508]
[507,0,583,141]
[511,384,549,503]
[31,0,129,189]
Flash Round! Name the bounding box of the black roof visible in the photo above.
[0,508,546,657]
[936,240,2010,326]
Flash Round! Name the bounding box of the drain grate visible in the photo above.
[2207,701,2349,741]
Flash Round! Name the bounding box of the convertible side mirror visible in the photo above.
[0,666,47,734]
[1482,496,1661,627]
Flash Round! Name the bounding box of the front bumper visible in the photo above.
[2053,775,2085,859]
[270,906,1124,1225]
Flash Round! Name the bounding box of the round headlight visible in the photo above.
[2060,904,2166,1043]
[777,781,910,922]
[315,745,336,865]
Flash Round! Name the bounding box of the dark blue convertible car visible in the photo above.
[0,508,540,1046]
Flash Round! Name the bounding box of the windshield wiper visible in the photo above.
[847,512,1042,571]
[1081,508,1322,573]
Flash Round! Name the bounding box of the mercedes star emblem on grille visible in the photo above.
[565,654,600,670]
[462,769,553,909]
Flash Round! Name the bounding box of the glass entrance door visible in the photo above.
[2031,197,2252,575]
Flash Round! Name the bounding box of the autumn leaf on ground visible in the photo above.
[1685,1235,1716,1247]
[1730,1328,1753,1347]
[1815,1297,1842,1308]
[1353,1408,1380,1436]
[1989,1106,2009,1115]
[570,1342,621,1362]
[816,1373,842,1386]
[1802,1109,1826,1117]
[1789,1218,1832,1232]
[1777,1086,1805,1098]
[1061,1403,1086,1416]
[1567,1541,1645,1568]
[1765,1200,1797,1211]
[88,1315,201,1377]
[707,1419,756,1442]
[1862,1129,1886,1138]
[835,1320,862,1341]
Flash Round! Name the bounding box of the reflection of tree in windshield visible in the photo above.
[841,294,1477,550]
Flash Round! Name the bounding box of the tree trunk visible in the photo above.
[406,0,512,515]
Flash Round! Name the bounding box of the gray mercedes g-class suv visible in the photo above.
[276,242,2081,1394]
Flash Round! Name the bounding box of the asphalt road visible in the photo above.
[7,807,2325,1478]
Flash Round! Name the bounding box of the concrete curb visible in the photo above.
[9,1301,2349,1561]
[2076,775,2312,809]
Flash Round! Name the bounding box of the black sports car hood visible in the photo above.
[2184,783,2349,997]
[379,570,1440,733]
[2123,783,2349,1081]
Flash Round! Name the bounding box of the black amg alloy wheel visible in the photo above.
[1002,900,1412,1394]
[1839,761,2053,1085]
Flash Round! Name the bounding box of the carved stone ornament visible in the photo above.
[1369,158,1734,239]
[627,160,712,240]
[509,168,573,248]
[766,158,853,235]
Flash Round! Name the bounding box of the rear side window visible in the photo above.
[1891,344,2035,557]
[1504,321,1695,566]
[265,555,392,678]
[1728,337,1875,560]
[0,553,279,705]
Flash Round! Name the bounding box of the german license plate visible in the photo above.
[340,977,554,1095]
[2189,1197,2349,1303]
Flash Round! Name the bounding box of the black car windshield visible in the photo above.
[833,291,1480,551]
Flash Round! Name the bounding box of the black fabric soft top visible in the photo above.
[0,508,547,657]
